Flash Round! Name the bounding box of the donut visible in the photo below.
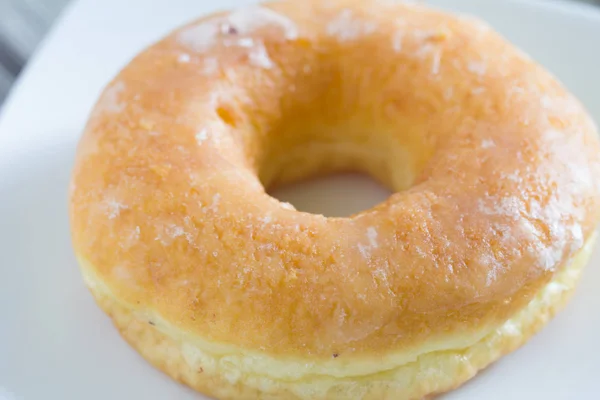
[69,0,600,398]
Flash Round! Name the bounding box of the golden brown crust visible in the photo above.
[86,235,593,399]
[70,0,600,397]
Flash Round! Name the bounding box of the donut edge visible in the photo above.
[82,233,597,400]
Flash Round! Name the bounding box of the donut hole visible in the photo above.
[268,172,392,217]
[254,100,433,216]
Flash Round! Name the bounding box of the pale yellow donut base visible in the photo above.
[80,234,596,400]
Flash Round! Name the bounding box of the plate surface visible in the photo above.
[1,0,600,398]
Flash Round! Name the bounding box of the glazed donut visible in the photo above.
[69,0,600,398]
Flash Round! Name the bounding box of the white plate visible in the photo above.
[1,0,600,398]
